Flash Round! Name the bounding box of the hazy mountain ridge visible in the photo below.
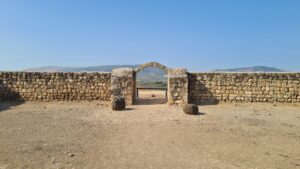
[24,65,286,83]
[24,65,138,72]
[213,66,285,72]
[24,65,166,82]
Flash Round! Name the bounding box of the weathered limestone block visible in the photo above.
[183,104,199,115]
[112,96,126,110]
[135,62,168,73]
[111,68,134,105]
[168,68,188,105]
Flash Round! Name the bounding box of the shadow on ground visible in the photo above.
[189,112,206,116]
[0,80,25,112]
[0,101,25,112]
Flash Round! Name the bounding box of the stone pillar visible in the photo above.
[111,68,134,105]
[132,71,137,104]
[168,68,188,105]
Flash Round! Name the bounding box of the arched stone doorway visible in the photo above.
[111,62,188,106]
[134,62,169,73]
[133,62,169,104]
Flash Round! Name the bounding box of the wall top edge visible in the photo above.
[0,71,112,74]
[188,72,300,74]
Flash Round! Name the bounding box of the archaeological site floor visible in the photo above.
[0,101,299,169]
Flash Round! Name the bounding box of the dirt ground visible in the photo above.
[0,95,300,169]
[136,89,167,105]
[137,89,166,98]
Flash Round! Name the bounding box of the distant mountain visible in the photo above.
[136,67,167,82]
[24,65,167,83]
[24,65,286,83]
[24,65,138,72]
[213,66,285,72]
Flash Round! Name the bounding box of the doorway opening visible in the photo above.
[134,66,168,105]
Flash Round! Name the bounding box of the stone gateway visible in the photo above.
[0,62,299,105]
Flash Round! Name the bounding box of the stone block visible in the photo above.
[112,96,126,110]
[183,104,199,115]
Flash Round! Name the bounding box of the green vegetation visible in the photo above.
[137,81,167,88]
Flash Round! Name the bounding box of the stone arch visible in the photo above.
[134,62,169,73]
[111,62,188,106]
[133,62,169,104]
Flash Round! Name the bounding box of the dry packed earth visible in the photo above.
[0,100,300,169]
[136,89,167,105]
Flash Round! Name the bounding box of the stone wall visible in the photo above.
[0,72,111,101]
[188,73,300,104]
[111,68,134,105]
[168,69,188,105]
[1,65,299,105]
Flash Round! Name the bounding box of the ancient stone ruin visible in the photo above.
[0,62,299,105]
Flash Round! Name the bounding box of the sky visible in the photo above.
[0,0,299,72]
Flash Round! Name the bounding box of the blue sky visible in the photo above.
[0,0,299,71]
